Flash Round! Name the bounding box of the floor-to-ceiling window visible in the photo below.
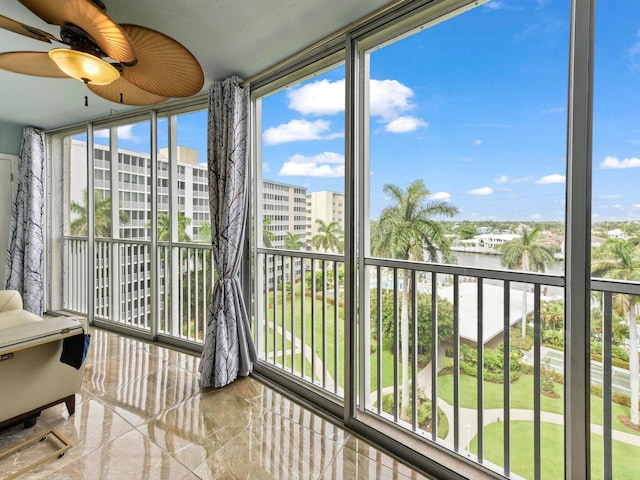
[357,1,571,478]
[251,1,638,479]
[53,105,210,350]
[253,58,347,403]
[590,2,640,478]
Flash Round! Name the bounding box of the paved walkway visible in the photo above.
[413,352,640,449]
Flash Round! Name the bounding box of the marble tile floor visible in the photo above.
[0,327,434,480]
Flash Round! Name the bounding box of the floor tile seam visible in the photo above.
[260,404,351,445]
[92,394,149,434]
[126,428,197,476]
[314,440,347,480]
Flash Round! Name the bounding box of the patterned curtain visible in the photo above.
[5,127,45,315]
[200,77,256,388]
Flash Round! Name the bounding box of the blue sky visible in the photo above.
[94,0,639,223]
[259,0,640,222]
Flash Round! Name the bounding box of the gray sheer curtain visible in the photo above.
[5,127,45,315]
[200,77,256,388]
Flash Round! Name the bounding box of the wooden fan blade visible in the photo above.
[18,0,136,65]
[0,51,68,77]
[88,76,168,106]
[0,14,56,43]
[120,24,204,98]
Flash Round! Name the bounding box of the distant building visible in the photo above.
[455,233,519,254]
[262,179,307,248]
[71,140,209,242]
[606,228,630,240]
[305,190,345,247]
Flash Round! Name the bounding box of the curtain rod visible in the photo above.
[240,0,408,86]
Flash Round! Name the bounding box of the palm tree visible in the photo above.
[197,222,211,244]
[371,179,458,415]
[284,231,306,251]
[263,216,275,248]
[592,239,640,425]
[310,219,343,253]
[155,211,192,242]
[70,188,129,237]
[499,226,555,338]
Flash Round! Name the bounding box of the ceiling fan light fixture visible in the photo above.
[48,48,119,85]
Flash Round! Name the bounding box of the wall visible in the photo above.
[0,122,24,155]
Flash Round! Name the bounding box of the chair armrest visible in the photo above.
[0,290,23,313]
[0,317,84,355]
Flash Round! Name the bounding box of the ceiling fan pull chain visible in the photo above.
[84,96,88,107]
[120,92,123,103]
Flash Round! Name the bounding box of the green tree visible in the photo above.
[457,221,478,240]
[371,180,458,414]
[541,300,563,331]
[263,216,275,248]
[284,231,306,251]
[70,189,129,237]
[197,222,211,244]
[592,239,640,425]
[155,211,192,242]
[310,219,344,253]
[499,226,555,338]
[370,289,454,361]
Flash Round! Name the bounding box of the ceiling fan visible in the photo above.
[0,0,204,106]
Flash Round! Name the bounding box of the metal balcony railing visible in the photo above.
[63,237,214,346]
[62,239,640,479]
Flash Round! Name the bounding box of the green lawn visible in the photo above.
[265,287,412,392]
[369,337,413,392]
[471,421,640,479]
[438,374,639,436]
[265,286,344,388]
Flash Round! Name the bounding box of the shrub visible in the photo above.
[542,329,563,349]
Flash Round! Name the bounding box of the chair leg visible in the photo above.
[63,394,76,416]
[23,416,38,429]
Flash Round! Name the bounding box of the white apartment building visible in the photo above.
[70,140,209,242]
[305,190,345,245]
[262,179,307,248]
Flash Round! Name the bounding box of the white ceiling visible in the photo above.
[0,0,391,130]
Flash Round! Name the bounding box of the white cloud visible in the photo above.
[429,191,451,201]
[599,156,640,169]
[263,119,341,145]
[494,175,532,184]
[262,162,270,173]
[600,194,622,200]
[286,77,427,134]
[288,152,344,164]
[633,204,640,209]
[93,125,138,141]
[536,174,565,184]
[278,152,345,178]
[287,79,345,116]
[385,116,428,133]
[369,79,415,120]
[542,107,565,114]
[467,186,494,196]
[628,31,640,71]
[483,1,504,10]
[474,139,482,146]
[613,204,623,209]
[530,213,541,220]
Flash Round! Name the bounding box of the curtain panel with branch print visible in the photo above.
[200,77,256,388]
